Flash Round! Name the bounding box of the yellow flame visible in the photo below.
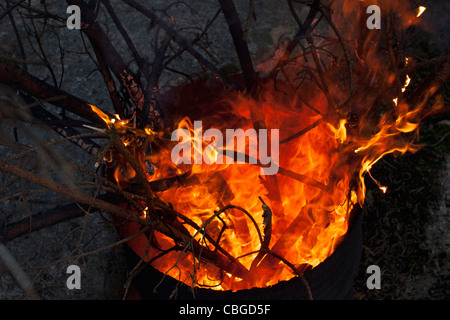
[327,119,347,144]
[145,128,156,135]
[395,117,419,133]
[416,6,426,17]
[90,104,112,125]
[402,75,411,93]
[140,207,149,219]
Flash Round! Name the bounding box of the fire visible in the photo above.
[96,73,437,290]
[402,75,411,93]
[416,6,426,18]
[88,0,442,293]
[327,119,347,144]
[114,80,428,290]
[145,90,358,290]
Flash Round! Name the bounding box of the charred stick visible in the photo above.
[27,95,101,155]
[0,199,104,243]
[253,205,308,278]
[89,36,125,118]
[101,0,144,73]
[65,0,148,119]
[0,61,103,124]
[242,0,255,41]
[280,118,323,145]
[218,0,256,91]
[154,204,258,281]
[250,197,272,270]
[260,197,272,248]
[0,158,143,225]
[157,208,252,280]
[65,0,127,79]
[155,233,251,286]
[141,34,171,129]
[214,215,228,253]
[278,166,332,193]
[226,150,331,193]
[148,171,192,192]
[212,205,263,248]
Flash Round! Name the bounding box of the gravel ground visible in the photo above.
[0,0,448,300]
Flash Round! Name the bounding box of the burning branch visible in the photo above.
[0,156,252,281]
[249,197,272,270]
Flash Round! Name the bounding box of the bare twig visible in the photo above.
[121,0,242,90]
[141,33,171,129]
[218,0,255,91]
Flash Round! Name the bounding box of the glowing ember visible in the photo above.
[402,75,411,93]
[416,6,426,18]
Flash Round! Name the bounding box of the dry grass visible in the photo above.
[354,116,449,299]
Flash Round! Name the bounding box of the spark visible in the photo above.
[367,170,387,194]
[416,6,426,18]
[402,75,411,92]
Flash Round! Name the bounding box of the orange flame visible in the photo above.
[102,0,442,292]
[139,84,360,291]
